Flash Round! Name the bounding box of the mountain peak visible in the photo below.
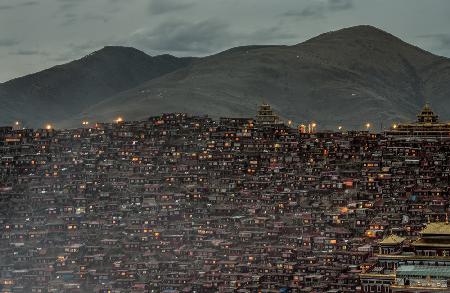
[97,45,144,53]
[303,25,401,45]
[298,24,436,62]
[338,24,392,35]
[82,46,150,60]
[0,45,194,127]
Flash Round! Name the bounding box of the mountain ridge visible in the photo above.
[2,25,450,130]
[79,25,450,129]
[0,46,194,127]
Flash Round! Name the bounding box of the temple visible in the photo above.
[255,103,281,125]
[360,220,450,292]
[386,103,450,137]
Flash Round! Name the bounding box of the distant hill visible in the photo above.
[0,46,193,127]
[2,25,450,130]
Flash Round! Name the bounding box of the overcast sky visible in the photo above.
[1,0,450,82]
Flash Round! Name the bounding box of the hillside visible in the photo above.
[3,25,450,130]
[80,25,450,130]
[0,46,193,127]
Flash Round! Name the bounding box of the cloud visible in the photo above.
[126,19,298,56]
[61,12,77,26]
[60,11,109,26]
[57,0,88,10]
[283,0,353,19]
[0,38,20,47]
[129,19,230,54]
[418,33,450,48]
[148,0,194,15]
[0,1,38,10]
[9,49,49,56]
[328,0,353,11]
[284,5,325,18]
[241,26,298,45]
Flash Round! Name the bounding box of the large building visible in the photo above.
[255,103,280,125]
[386,103,450,137]
[360,221,450,292]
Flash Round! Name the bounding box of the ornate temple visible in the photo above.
[386,103,450,137]
[360,220,450,292]
[255,103,281,125]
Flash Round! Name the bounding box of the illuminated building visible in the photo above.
[361,221,450,292]
[13,121,21,130]
[255,103,280,125]
[386,103,450,137]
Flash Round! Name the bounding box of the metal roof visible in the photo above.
[397,265,450,278]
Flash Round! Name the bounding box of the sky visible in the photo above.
[1,0,450,82]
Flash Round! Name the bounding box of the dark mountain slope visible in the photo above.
[2,25,450,130]
[80,25,450,130]
[0,46,193,127]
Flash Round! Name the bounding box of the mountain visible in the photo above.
[3,25,450,130]
[0,46,193,127]
[78,25,450,130]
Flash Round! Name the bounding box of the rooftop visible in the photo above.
[396,265,450,278]
[421,222,450,236]
[379,234,405,245]
[417,103,439,124]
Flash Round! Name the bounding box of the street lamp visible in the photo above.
[311,122,317,133]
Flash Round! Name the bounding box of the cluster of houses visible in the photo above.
[1,104,450,292]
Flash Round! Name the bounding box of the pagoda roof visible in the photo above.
[421,222,450,235]
[416,102,439,123]
[379,234,405,245]
[412,239,450,247]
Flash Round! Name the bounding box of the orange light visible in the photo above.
[116,117,123,123]
[366,230,375,238]
[46,124,52,130]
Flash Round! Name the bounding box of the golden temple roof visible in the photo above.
[379,234,405,245]
[417,102,439,124]
[386,102,450,136]
[421,222,450,235]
